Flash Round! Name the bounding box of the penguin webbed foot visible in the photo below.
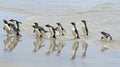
[57,50,61,56]
[82,53,86,58]
[46,52,50,55]
[71,56,75,60]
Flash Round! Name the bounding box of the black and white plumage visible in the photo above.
[71,22,80,39]
[8,23,21,36]
[45,24,56,38]
[32,22,48,37]
[32,25,43,37]
[101,31,112,41]
[9,19,22,31]
[81,20,88,37]
[56,23,66,36]
[34,23,48,33]
[3,20,12,36]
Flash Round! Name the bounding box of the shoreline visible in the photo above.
[0,4,120,67]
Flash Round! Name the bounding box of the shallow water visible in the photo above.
[0,0,120,67]
[0,11,120,67]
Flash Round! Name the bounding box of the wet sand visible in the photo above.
[0,0,120,67]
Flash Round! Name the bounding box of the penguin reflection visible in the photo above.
[71,39,79,60]
[81,40,88,58]
[4,36,20,52]
[4,36,12,51]
[46,38,56,55]
[101,46,109,52]
[33,37,45,52]
[56,39,65,56]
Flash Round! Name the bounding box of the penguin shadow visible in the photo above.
[56,38,65,56]
[71,39,79,60]
[33,37,45,52]
[81,40,88,58]
[4,36,21,52]
[46,38,57,55]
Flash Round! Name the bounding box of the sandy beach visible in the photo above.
[0,0,120,67]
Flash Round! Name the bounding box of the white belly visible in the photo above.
[82,25,86,35]
[72,30,77,38]
[35,29,41,36]
[49,28,54,37]
[4,24,11,33]
[13,21,18,28]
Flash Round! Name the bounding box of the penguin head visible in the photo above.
[34,22,38,26]
[81,20,86,23]
[3,20,8,24]
[10,19,22,24]
[101,32,106,35]
[9,19,15,22]
[45,24,51,28]
[56,23,61,26]
[71,22,75,26]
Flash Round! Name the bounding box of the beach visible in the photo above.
[0,0,120,67]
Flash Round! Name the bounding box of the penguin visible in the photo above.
[34,23,48,33]
[56,23,66,36]
[32,25,43,37]
[71,22,80,39]
[101,31,112,41]
[45,24,56,38]
[81,20,88,37]
[3,20,12,36]
[71,39,79,60]
[8,23,21,36]
[9,19,22,31]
